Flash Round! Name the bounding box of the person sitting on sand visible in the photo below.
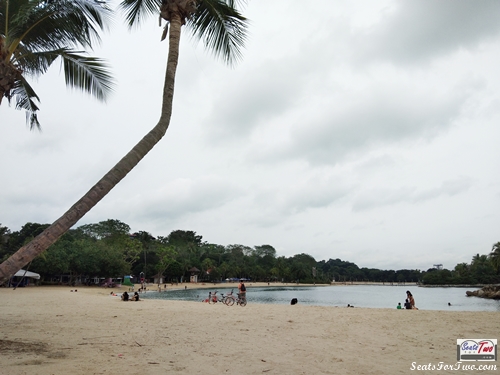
[406,291,418,309]
[121,291,129,301]
[397,302,402,309]
[130,292,140,301]
[404,299,411,309]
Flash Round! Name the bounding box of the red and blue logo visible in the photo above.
[457,339,497,361]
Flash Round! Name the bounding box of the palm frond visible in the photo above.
[1,1,113,128]
[59,49,114,101]
[120,0,161,28]
[6,0,112,56]
[10,77,41,130]
[10,43,58,76]
[188,0,248,66]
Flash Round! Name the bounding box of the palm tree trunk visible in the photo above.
[0,13,183,285]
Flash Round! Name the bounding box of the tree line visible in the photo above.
[1,220,499,286]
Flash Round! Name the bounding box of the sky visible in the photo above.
[1,0,500,271]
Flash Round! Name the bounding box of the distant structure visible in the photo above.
[433,264,443,270]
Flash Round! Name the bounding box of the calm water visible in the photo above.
[142,284,500,312]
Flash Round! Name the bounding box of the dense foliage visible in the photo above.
[1,221,499,285]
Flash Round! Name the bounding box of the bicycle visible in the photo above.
[208,291,218,304]
[224,291,247,307]
[208,290,230,304]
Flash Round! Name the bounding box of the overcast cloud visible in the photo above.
[1,0,499,271]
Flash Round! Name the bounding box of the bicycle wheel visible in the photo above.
[239,298,247,307]
[225,296,235,306]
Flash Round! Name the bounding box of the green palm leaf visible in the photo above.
[10,77,41,129]
[1,0,113,128]
[59,49,114,101]
[120,0,160,28]
[188,0,247,66]
[119,0,248,66]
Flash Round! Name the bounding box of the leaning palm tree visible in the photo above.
[0,0,247,285]
[0,0,114,128]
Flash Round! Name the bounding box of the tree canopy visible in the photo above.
[2,220,499,286]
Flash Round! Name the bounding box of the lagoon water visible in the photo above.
[142,284,500,312]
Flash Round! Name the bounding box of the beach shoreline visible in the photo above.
[1,286,498,375]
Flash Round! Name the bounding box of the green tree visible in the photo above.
[0,224,12,261]
[0,0,113,128]
[489,242,500,274]
[79,219,131,240]
[0,0,247,285]
[155,244,177,285]
[3,222,50,258]
[470,253,496,284]
[451,262,473,284]
[131,231,157,277]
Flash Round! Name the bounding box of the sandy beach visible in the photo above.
[1,285,498,375]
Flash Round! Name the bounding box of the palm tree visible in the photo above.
[0,0,114,128]
[489,242,500,273]
[0,0,247,285]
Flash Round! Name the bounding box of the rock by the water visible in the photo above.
[466,285,500,299]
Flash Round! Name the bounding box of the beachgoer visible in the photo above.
[406,290,418,309]
[397,302,402,309]
[121,291,129,301]
[238,280,246,299]
[404,299,411,309]
[131,292,139,301]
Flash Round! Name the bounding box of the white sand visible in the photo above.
[0,285,498,375]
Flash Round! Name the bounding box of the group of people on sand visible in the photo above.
[119,291,140,301]
[397,290,418,310]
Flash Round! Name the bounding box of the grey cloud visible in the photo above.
[413,176,473,202]
[353,154,397,173]
[204,61,301,143]
[281,185,350,214]
[352,186,415,212]
[352,176,473,211]
[256,178,351,216]
[355,0,500,64]
[125,177,242,223]
[275,82,470,166]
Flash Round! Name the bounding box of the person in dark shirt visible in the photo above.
[238,281,246,299]
[131,292,140,301]
[404,298,411,309]
[121,291,129,301]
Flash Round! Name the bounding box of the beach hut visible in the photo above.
[188,267,200,283]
